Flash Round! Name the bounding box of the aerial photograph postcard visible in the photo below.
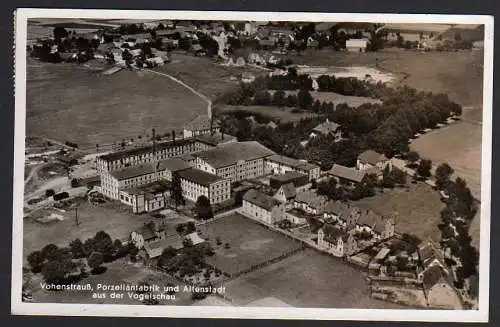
[11,9,493,322]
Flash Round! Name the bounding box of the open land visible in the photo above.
[23,199,191,261]
[26,57,206,150]
[352,182,444,243]
[225,248,405,308]
[220,105,318,123]
[200,213,303,276]
[153,52,268,101]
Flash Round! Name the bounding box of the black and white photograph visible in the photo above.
[11,9,493,322]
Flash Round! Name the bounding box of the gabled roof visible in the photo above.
[194,133,237,146]
[357,209,380,228]
[312,120,340,135]
[295,190,327,208]
[144,233,184,258]
[177,168,225,187]
[185,114,211,131]
[266,154,318,171]
[277,183,296,199]
[422,265,444,290]
[197,141,275,169]
[358,150,388,165]
[329,164,367,183]
[324,200,350,216]
[243,189,280,211]
[108,158,191,181]
[185,232,205,245]
[321,223,350,243]
[418,242,435,264]
[135,221,163,240]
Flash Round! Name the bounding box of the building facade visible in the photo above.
[265,154,320,181]
[241,189,286,225]
[178,168,231,204]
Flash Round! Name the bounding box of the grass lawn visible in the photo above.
[225,248,406,308]
[352,182,444,243]
[220,105,318,123]
[27,258,195,305]
[199,213,303,276]
[23,199,183,261]
[26,57,206,149]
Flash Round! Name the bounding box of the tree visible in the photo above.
[406,151,420,168]
[27,251,45,273]
[88,252,104,274]
[53,26,68,40]
[297,89,313,109]
[253,91,272,105]
[41,256,75,283]
[45,189,55,197]
[186,221,196,234]
[435,163,454,190]
[158,246,178,267]
[70,178,80,188]
[195,195,213,220]
[69,239,85,259]
[417,158,432,178]
[284,94,297,107]
[41,244,59,262]
[272,90,286,107]
[170,172,185,208]
[176,223,185,235]
[93,231,115,260]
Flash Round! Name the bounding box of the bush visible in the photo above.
[70,178,80,188]
[45,189,56,197]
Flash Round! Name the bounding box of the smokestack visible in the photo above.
[172,130,176,145]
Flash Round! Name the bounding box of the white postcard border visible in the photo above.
[11,8,494,322]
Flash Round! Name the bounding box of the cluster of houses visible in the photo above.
[96,115,321,214]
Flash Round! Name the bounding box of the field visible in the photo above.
[153,52,268,101]
[282,48,484,106]
[352,182,444,243]
[199,213,303,276]
[410,106,482,248]
[27,258,195,305]
[220,104,318,123]
[225,248,406,308]
[26,57,206,150]
[23,199,190,261]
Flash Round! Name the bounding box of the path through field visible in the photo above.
[144,69,212,118]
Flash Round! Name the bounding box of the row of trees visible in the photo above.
[26,231,136,284]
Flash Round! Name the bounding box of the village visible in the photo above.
[23,18,482,310]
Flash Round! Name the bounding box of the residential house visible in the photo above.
[185,232,205,246]
[183,114,215,138]
[323,200,351,227]
[273,183,297,208]
[328,164,367,186]
[241,189,286,225]
[317,223,358,257]
[356,149,391,171]
[285,208,310,225]
[293,190,327,215]
[143,233,184,259]
[310,118,342,142]
[346,39,368,52]
[177,168,231,204]
[265,154,320,181]
[130,221,166,249]
[306,36,319,48]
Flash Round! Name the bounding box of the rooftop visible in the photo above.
[194,133,237,146]
[270,171,308,185]
[322,223,349,243]
[135,221,164,241]
[144,233,184,258]
[109,158,191,181]
[266,154,318,171]
[312,119,341,135]
[98,138,195,162]
[243,189,280,211]
[122,180,171,195]
[324,200,350,216]
[197,141,275,169]
[295,190,327,208]
[422,265,444,291]
[329,164,367,183]
[177,168,225,187]
[358,150,388,166]
[277,183,296,199]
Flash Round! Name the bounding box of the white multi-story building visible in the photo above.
[177,168,231,205]
[195,141,275,182]
[265,154,320,181]
[241,189,286,225]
